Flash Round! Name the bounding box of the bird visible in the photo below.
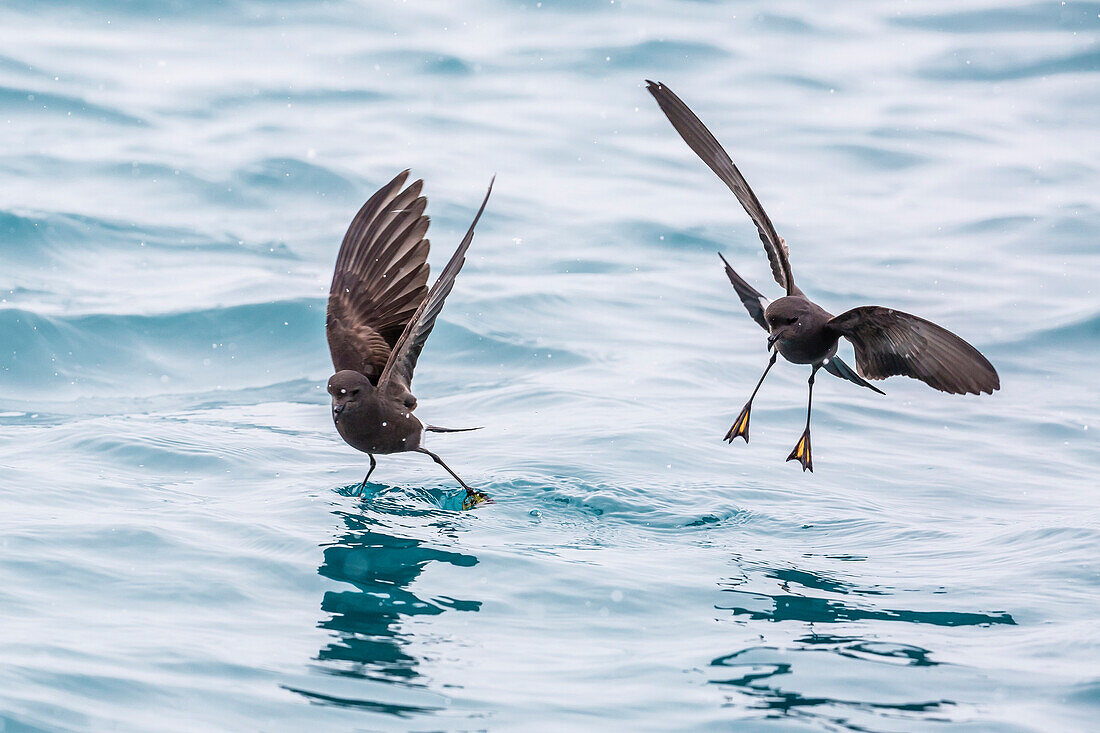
[325,170,494,508]
[646,80,999,472]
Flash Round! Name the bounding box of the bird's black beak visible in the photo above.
[767,332,781,349]
[332,404,344,421]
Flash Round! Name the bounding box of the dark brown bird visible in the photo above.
[646,80,999,472]
[326,170,494,508]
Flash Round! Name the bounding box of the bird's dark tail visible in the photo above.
[824,356,885,395]
[425,425,483,433]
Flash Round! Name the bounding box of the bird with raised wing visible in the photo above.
[646,80,999,472]
[326,170,494,507]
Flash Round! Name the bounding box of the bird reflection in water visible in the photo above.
[707,560,1015,729]
[292,500,481,713]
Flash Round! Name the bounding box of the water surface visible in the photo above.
[1,1,1098,730]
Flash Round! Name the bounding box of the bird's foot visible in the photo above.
[725,403,752,443]
[462,488,493,511]
[786,429,813,472]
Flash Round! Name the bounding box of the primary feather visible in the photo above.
[828,306,1000,395]
[380,177,495,391]
[647,80,799,297]
[326,170,432,382]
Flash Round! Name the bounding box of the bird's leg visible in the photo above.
[355,454,377,496]
[726,350,778,443]
[416,448,492,510]
[787,364,821,472]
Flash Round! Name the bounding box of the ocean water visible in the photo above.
[0,0,1097,730]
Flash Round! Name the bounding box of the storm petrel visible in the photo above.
[646,80,999,472]
[326,170,494,506]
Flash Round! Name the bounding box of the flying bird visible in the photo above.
[646,80,999,472]
[326,170,494,508]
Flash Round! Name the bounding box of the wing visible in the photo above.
[326,170,432,382]
[378,176,495,391]
[646,80,799,296]
[828,307,1000,395]
[718,252,768,330]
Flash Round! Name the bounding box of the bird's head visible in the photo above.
[764,298,812,348]
[327,370,374,423]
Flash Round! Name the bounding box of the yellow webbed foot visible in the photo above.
[462,489,493,511]
[786,429,813,472]
[725,403,752,443]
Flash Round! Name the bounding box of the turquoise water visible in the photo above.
[1,1,1098,730]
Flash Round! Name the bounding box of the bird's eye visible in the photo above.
[350,388,360,398]
[339,388,347,395]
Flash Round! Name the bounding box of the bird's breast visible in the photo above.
[333,401,423,455]
[777,332,839,365]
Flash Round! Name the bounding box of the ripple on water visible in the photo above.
[919,47,1100,82]
[893,2,1098,33]
[0,85,145,126]
[232,158,361,200]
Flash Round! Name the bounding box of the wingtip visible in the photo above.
[387,169,412,189]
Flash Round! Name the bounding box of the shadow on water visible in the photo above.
[284,486,481,716]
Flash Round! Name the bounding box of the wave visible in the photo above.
[894,2,1096,33]
[205,87,388,114]
[920,48,1100,82]
[232,158,360,200]
[0,301,328,398]
[0,299,586,401]
[825,143,927,171]
[0,85,144,126]
[597,40,730,69]
[1000,311,1100,352]
[0,208,298,262]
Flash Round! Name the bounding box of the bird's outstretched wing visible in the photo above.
[828,307,999,395]
[647,80,799,296]
[718,252,768,330]
[326,170,432,382]
[379,177,495,391]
